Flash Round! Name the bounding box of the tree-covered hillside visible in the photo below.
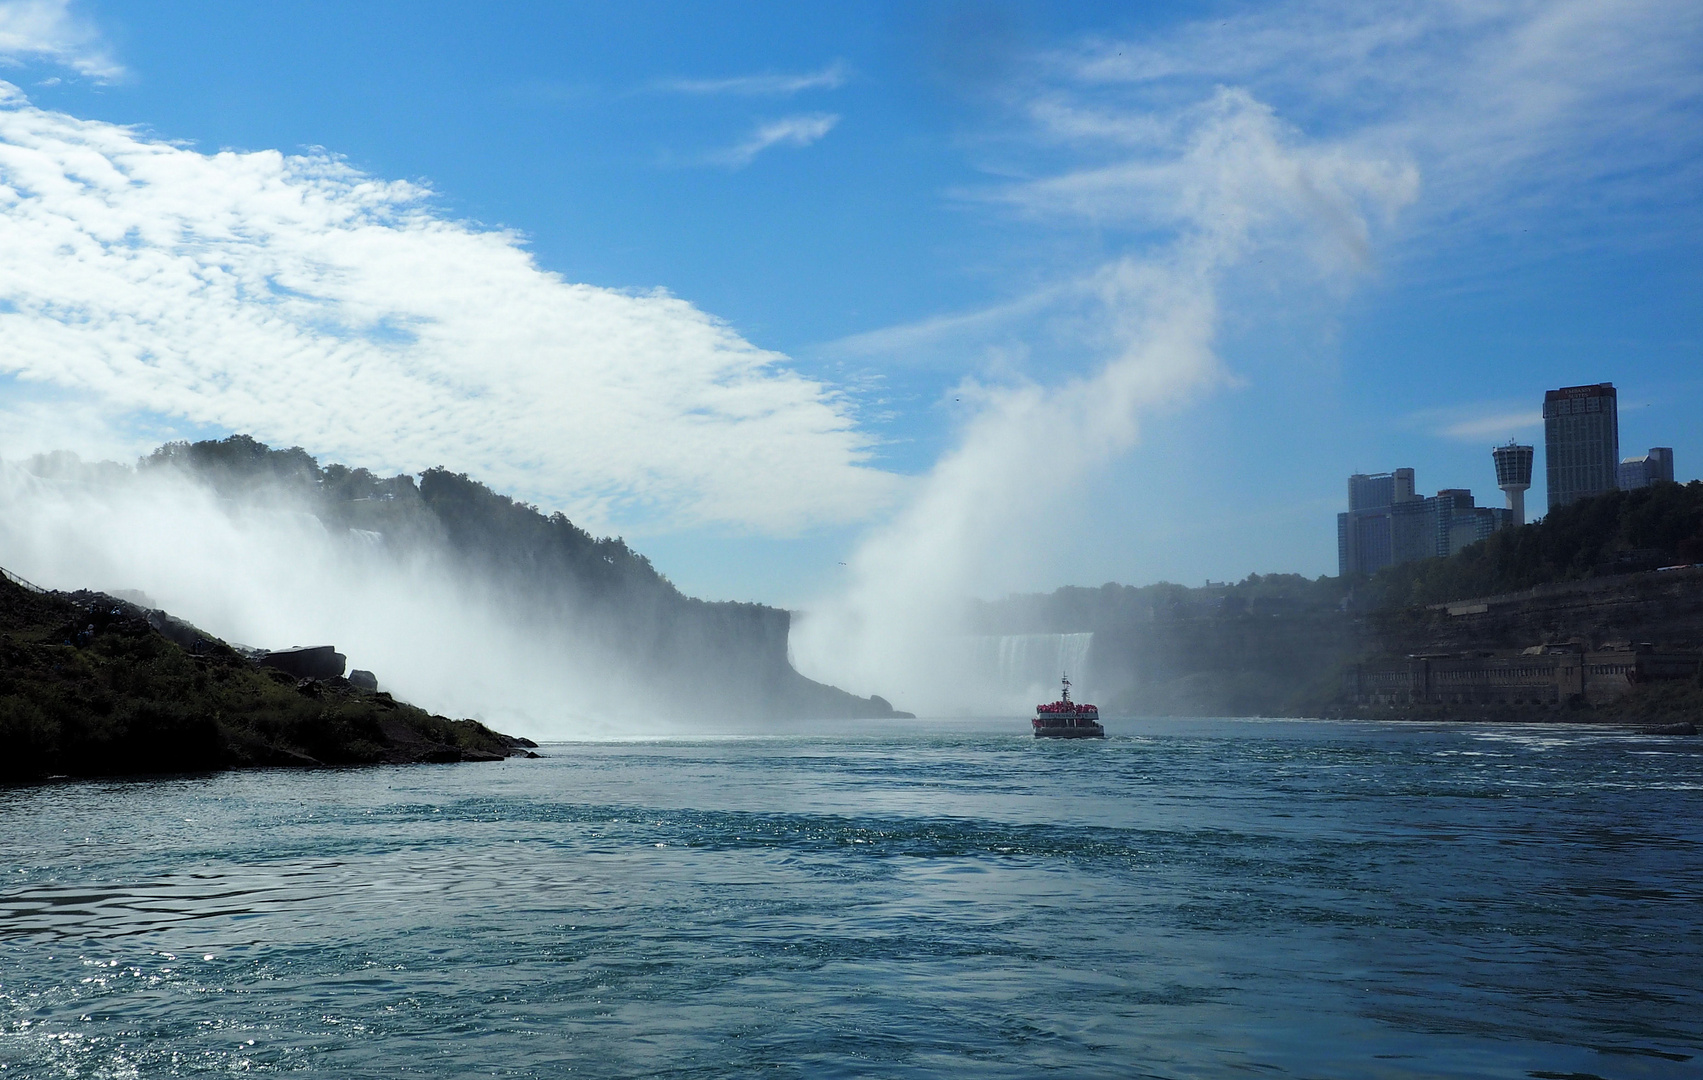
[142,435,669,600]
[970,572,1350,634]
[133,435,903,720]
[1364,481,1703,608]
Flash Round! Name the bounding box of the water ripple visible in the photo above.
[1,719,1699,1078]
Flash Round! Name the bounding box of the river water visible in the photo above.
[1,718,1699,1078]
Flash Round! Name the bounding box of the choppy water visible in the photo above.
[2,718,1700,1078]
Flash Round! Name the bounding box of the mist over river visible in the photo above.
[2,718,1699,1078]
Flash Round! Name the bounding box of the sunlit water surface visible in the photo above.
[1,718,1700,1078]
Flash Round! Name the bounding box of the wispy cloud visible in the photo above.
[656,62,847,97]
[1403,402,1542,442]
[819,0,1702,379]
[0,89,896,534]
[1047,0,1703,261]
[0,0,121,81]
[710,113,839,168]
[815,285,1068,366]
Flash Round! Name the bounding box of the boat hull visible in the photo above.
[1032,719,1105,739]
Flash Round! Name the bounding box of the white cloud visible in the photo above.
[657,62,847,96]
[710,113,840,168]
[0,0,121,81]
[0,88,896,533]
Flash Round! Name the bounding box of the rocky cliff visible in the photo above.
[1367,565,1703,655]
[0,574,537,781]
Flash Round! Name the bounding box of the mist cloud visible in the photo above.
[0,457,686,739]
[792,91,1412,712]
[791,0,1689,712]
[0,86,893,534]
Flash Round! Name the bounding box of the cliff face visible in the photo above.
[1368,566,1703,655]
[1341,485,1703,721]
[1341,568,1703,723]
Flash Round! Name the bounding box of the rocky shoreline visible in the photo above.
[1320,703,1700,733]
[1,574,538,782]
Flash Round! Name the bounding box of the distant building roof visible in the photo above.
[1544,382,1615,402]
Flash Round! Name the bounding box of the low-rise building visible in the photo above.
[1344,641,1699,708]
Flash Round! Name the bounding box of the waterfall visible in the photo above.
[966,632,1095,708]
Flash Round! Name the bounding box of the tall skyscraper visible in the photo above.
[1492,442,1534,525]
[1543,383,1619,510]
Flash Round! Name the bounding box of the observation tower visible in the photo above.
[1492,441,1534,525]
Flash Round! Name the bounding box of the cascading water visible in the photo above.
[966,633,1094,710]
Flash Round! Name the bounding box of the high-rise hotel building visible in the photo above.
[1543,383,1619,510]
[1337,468,1509,577]
[1336,468,1415,577]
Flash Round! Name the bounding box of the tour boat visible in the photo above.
[1033,674,1104,739]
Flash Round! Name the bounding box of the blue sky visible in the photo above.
[0,0,1699,609]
